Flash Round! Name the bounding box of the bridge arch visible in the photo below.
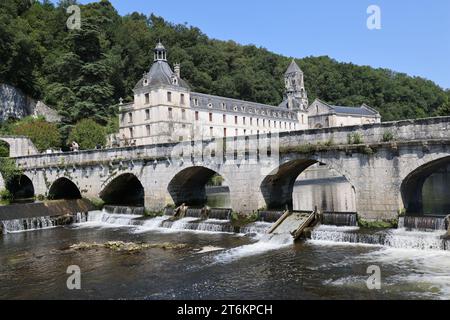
[168,166,230,207]
[100,173,144,206]
[260,157,356,211]
[6,174,35,201]
[401,155,450,215]
[48,177,81,200]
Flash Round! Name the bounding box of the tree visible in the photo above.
[68,119,106,150]
[12,117,61,152]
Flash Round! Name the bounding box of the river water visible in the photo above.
[1,212,449,300]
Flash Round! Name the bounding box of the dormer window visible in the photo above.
[221,103,226,110]
[172,77,178,85]
[193,98,199,107]
[143,79,148,86]
[208,103,213,108]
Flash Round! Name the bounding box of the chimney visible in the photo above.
[174,63,181,78]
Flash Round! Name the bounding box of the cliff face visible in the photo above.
[0,83,61,123]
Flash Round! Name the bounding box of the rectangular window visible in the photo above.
[209,113,213,122]
[167,91,172,102]
[195,111,199,121]
[145,93,150,104]
[182,109,186,120]
[180,94,185,105]
[235,129,238,136]
[146,125,151,136]
[223,114,226,123]
[257,118,259,126]
[221,102,226,110]
[223,128,227,137]
[128,112,133,123]
[194,98,199,106]
[168,107,173,119]
[129,128,133,138]
[243,117,246,125]
[145,109,150,120]
[210,127,214,136]
[250,118,253,125]
[235,116,238,124]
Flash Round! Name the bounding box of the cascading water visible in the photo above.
[398,216,447,231]
[321,212,357,226]
[103,205,145,215]
[1,212,88,234]
[310,225,450,251]
[81,208,240,234]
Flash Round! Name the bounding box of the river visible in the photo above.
[0,213,449,300]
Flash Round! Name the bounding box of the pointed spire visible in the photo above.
[285,59,302,75]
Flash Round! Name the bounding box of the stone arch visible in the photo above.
[100,173,144,206]
[260,157,356,211]
[401,155,450,215]
[48,177,81,200]
[7,174,35,201]
[168,166,230,207]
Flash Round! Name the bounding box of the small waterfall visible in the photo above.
[311,225,450,251]
[398,216,447,231]
[185,208,203,218]
[239,222,273,235]
[86,210,141,226]
[258,211,284,223]
[321,212,357,226]
[2,216,55,234]
[161,217,234,233]
[1,212,89,234]
[208,208,232,220]
[103,205,145,215]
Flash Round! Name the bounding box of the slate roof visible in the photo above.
[285,59,302,74]
[134,60,190,90]
[190,92,298,120]
[331,105,378,116]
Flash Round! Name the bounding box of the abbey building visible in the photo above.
[117,42,380,146]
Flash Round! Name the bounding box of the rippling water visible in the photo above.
[1,219,449,300]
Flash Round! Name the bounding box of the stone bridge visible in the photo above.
[7,116,450,221]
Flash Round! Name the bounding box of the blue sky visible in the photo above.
[59,0,450,89]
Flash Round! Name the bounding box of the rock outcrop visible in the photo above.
[0,83,61,123]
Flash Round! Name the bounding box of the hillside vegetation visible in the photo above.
[1,0,449,136]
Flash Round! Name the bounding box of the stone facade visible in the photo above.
[11,116,450,221]
[116,43,309,147]
[307,98,381,129]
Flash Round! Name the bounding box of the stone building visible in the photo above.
[117,42,380,146]
[117,43,309,146]
[307,98,381,129]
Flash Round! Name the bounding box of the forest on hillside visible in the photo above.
[1,0,449,135]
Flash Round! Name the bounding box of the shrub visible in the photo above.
[347,132,363,144]
[68,119,106,150]
[13,118,61,152]
[382,131,394,142]
[0,189,12,201]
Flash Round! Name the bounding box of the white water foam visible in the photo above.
[213,233,293,263]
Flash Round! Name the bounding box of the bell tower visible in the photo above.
[284,59,308,110]
[154,41,167,61]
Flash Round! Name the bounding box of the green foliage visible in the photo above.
[0,157,22,185]
[12,117,61,152]
[68,119,106,150]
[358,217,398,229]
[0,188,12,201]
[231,211,259,227]
[207,174,224,186]
[0,0,448,128]
[0,141,10,157]
[347,132,363,144]
[382,131,395,142]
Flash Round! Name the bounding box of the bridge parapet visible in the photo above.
[279,116,450,147]
[12,116,450,170]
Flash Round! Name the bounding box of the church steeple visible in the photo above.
[154,41,167,62]
[284,59,308,110]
